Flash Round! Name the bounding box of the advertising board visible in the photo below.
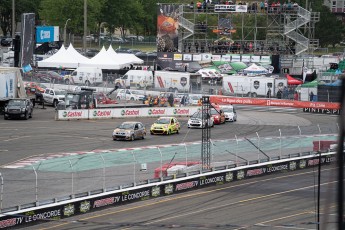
[56,107,200,120]
[36,26,59,43]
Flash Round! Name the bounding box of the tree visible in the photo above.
[102,0,144,39]
[39,0,103,36]
[314,5,344,47]
[0,0,40,36]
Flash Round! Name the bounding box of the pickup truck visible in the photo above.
[42,88,66,107]
[4,98,33,120]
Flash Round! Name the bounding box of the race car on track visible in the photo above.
[210,108,226,125]
[187,111,214,128]
[150,117,180,135]
[220,105,237,122]
[112,121,146,141]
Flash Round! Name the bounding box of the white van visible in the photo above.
[115,70,153,89]
[64,67,103,86]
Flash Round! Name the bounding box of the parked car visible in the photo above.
[42,88,66,107]
[150,117,180,135]
[187,111,214,128]
[116,89,145,101]
[109,36,127,43]
[210,108,226,125]
[188,94,202,105]
[0,37,12,47]
[112,121,146,141]
[33,71,64,83]
[115,47,131,53]
[128,49,142,55]
[4,98,33,120]
[126,35,144,42]
[85,49,99,57]
[220,105,237,122]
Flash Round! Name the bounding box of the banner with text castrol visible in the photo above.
[56,107,200,120]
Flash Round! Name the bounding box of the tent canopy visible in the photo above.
[229,62,247,71]
[37,44,90,68]
[243,63,268,74]
[301,80,318,88]
[80,46,127,69]
[286,74,303,85]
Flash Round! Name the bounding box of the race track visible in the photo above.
[0,105,340,226]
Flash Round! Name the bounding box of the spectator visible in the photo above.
[276,89,282,99]
[190,1,194,10]
[267,88,271,98]
[168,93,174,107]
[180,95,186,107]
[294,91,299,101]
[196,1,202,11]
[309,91,314,101]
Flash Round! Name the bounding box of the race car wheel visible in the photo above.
[130,134,135,141]
[167,129,171,135]
[150,131,154,135]
[176,129,179,134]
[142,133,146,139]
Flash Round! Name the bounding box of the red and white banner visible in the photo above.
[210,96,340,110]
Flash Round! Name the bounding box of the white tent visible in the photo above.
[79,46,128,69]
[65,44,90,63]
[37,44,89,68]
[243,63,268,75]
[107,46,144,65]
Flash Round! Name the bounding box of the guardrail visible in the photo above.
[0,151,336,229]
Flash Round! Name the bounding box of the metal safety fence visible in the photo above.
[0,123,340,212]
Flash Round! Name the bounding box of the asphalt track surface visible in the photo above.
[0,105,340,229]
[27,165,340,230]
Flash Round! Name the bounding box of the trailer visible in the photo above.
[222,75,287,98]
[154,71,201,93]
[0,67,27,114]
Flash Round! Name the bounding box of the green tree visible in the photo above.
[101,0,144,39]
[0,0,40,36]
[314,5,344,47]
[39,0,103,36]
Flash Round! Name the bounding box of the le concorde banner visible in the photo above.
[0,154,336,229]
[210,96,341,110]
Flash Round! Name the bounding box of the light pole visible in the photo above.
[63,18,71,45]
[12,0,15,38]
[83,0,87,53]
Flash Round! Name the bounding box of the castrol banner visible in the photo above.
[56,107,200,120]
[210,96,340,110]
[57,110,88,120]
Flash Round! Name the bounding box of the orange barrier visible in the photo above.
[210,96,341,110]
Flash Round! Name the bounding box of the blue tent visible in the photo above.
[324,79,342,86]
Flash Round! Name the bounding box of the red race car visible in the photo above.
[210,108,226,125]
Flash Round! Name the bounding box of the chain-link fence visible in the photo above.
[0,123,340,212]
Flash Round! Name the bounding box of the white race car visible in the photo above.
[187,111,214,128]
[221,105,237,122]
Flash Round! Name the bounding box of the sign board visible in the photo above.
[36,26,60,43]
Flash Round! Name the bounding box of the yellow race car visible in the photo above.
[150,117,180,135]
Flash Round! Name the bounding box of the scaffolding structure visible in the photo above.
[177,4,320,56]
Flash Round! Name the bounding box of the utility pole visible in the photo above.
[12,0,15,38]
[83,0,87,53]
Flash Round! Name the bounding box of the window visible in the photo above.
[332,1,336,7]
